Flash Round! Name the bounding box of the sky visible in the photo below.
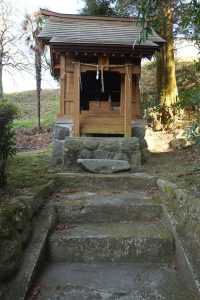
[3,0,84,93]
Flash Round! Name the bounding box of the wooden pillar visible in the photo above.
[60,54,66,115]
[73,63,80,136]
[124,65,132,137]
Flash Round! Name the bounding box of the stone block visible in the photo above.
[99,139,120,152]
[132,125,146,138]
[83,139,99,150]
[78,149,92,159]
[139,138,148,149]
[64,138,84,153]
[48,222,174,263]
[120,138,140,152]
[93,150,107,159]
[52,140,64,157]
[157,179,177,200]
[141,148,150,163]
[131,151,142,169]
[54,125,70,140]
[77,159,131,174]
[114,152,129,162]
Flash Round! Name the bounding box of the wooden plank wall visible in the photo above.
[60,53,75,117]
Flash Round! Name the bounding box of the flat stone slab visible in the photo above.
[48,222,174,263]
[77,159,131,174]
[51,189,162,224]
[29,262,199,300]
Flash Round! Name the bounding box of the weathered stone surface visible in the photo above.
[64,138,84,152]
[0,235,22,281]
[54,137,148,170]
[83,139,99,150]
[119,138,140,152]
[34,262,198,300]
[4,206,56,300]
[52,140,64,157]
[57,173,156,191]
[78,149,92,159]
[54,190,160,224]
[114,152,129,161]
[54,125,70,140]
[157,179,177,200]
[93,150,107,159]
[139,138,148,149]
[99,139,120,152]
[131,151,142,169]
[48,222,174,263]
[0,214,22,281]
[77,159,131,174]
[132,125,146,138]
[141,148,150,163]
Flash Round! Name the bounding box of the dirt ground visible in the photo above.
[14,128,53,152]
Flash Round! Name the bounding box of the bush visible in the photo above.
[0,101,19,187]
[177,88,200,118]
[177,87,200,152]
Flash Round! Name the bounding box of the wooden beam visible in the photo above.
[73,63,80,136]
[60,54,66,114]
[124,65,132,137]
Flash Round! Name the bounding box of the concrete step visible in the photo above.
[31,262,198,300]
[48,221,175,263]
[53,190,162,223]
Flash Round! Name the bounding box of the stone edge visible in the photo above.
[158,179,200,297]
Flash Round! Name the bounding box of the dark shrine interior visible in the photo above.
[80,71,121,110]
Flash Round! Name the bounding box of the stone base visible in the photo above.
[52,119,149,171]
[52,136,149,171]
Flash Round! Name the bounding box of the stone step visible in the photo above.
[53,190,162,223]
[56,172,156,191]
[48,221,175,263]
[32,262,199,300]
[77,159,131,174]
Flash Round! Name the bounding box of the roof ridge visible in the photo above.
[39,8,137,23]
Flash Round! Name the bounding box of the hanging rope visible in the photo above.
[72,62,133,69]
[59,72,66,81]
[126,65,131,87]
[96,65,99,80]
[101,66,104,93]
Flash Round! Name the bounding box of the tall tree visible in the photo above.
[22,14,46,131]
[0,0,27,99]
[117,0,178,126]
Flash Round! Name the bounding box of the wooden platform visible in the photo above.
[80,111,124,134]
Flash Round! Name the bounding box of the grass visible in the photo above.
[5,89,60,130]
[0,148,55,204]
[146,150,200,191]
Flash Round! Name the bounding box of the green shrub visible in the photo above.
[178,88,200,117]
[177,87,200,151]
[0,101,19,187]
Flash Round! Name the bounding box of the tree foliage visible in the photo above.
[0,101,18,187]
[80,0,117,16]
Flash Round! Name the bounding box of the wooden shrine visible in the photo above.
[38,9,165,137]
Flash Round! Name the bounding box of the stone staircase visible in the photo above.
[30,189,198,299]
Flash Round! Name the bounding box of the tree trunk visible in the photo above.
[35,48,42,131]
[156,0,178,126]
[0,57,4,100]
